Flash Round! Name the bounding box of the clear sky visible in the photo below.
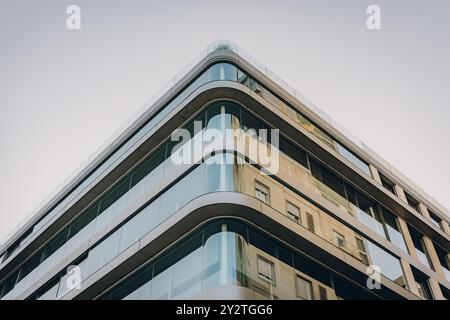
[1,0,449,244]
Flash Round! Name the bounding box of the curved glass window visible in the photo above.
[208,63,238,82]
[4,100,410,300]
[5,58,371,274]
[2,57,370,283]
[102,219,384,300]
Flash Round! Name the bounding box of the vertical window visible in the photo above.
[428,211,442,230]
[333,231,346,249]
[405,193,420,213]
[355,192,377,218]
[296,276,313,300]
[257,255,275,284]
[237,69,250,87]
[4,239,21,260]
[306,212,315,233]
[310,161,346,198]
[416,282,430,300]
[382,208,407,252]
[412,267,433,300]
[286,202,300,223]
[440,285,450,300]
[434,243,450,281]
[255,181,270,204]
[1,272,18,298]
[379,173,396,195]
[68,205,99,239]
[99,177,131,213]
[408,225,432,269]
[208,63,237,82]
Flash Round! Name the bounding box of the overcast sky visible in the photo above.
[1,0,449,244]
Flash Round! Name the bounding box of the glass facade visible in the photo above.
[1,56,447,300]
[434,243,450,282]
[408,226,432,269]
[4,101,419,300]
[101,219,385,300]
[1,60,373,270]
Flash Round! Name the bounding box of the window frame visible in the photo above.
[254,180,270,204]
[295,274,314,300]
[333,230,346,249]
[286,201,300,223]
[256,255,276,285]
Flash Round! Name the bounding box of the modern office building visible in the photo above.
[1,42,449,300]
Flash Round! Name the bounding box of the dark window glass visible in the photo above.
[412,267,433,300]
[355,192,377,217]
[277,246,293,267]
[379,173,396,195]
[182,109,206,140]
[224,220,248,238]
[292,253,331,287]
[108,264,154,300]
[428,211,442,229]
[408,226,425,252]
[99,177,131,213]
[408,225,433,269]
[405,193,420,213]
[130,146,166,188]
[440,285,450,300]
[241,112,268,134]
[434,243,449,270]
[382,209,398,230]
[68,205,99,239]
[332,273,378,300]
[279,137,308,169]
[17,250,43,282]
[33,275,61,300]
[5,239,21,260]
[237,69,250,87]
[1,272,18,297]
[206,102,224,130]
[344,183,357,206]
[310,160,346,198]
[42,228,69,260]
[249,228,276,257]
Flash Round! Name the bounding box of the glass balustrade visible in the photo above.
[32,151,406,299]
[4,60,372,270]
[101,219,383,300]
[3,101,418,300]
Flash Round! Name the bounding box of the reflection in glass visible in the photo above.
[3,59,380,298]
[102,219,384,300]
